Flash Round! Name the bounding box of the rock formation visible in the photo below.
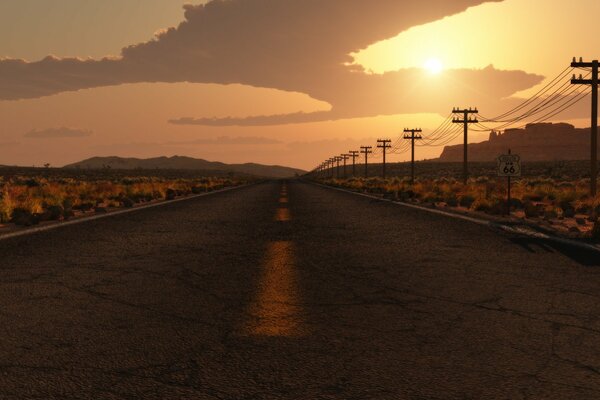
[438,123,594,162]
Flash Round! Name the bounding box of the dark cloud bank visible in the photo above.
[0,0,555,126]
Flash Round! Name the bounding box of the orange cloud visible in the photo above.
[0,0,551,127]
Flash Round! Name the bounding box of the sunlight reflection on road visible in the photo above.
[245,241,305,337]
[275,208,291,221]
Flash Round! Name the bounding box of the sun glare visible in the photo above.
[424,58,443,74]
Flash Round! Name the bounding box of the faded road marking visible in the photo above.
[279,197,288,204]
[245,241,305,337]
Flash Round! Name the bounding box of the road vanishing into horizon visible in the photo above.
[2,180,600,399]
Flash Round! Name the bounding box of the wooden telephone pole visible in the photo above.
[335,156,342,179]
[452,107,479,184]
[571,57,599,196]
[360,146,373,178]
[377,139,392,179]
[403,128,422,184]
[349,150,359,177]
[341,154,350,178]
[328,158,335,179]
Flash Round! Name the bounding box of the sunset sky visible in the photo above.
[1,0,599,169]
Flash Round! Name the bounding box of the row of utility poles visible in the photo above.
[314,119,470,182]
[313,118,471,183]
[312,57,600,195]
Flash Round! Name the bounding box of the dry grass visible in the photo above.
[0,175,246,225]
[320,176,600,220]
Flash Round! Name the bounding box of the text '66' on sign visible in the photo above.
[497,153,521,177]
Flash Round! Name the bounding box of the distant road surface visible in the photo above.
[1,180,600,399]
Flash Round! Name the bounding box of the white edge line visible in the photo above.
[310,181,600,254]
[0,183,253,241]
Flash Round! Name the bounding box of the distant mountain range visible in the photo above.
[438,123,596,162]
[63,156,305,178]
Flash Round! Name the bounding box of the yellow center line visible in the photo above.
[277,184,290,220]
[244,241,306,337]
[275,208,290,221]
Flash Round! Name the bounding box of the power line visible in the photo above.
[478,66,573,122]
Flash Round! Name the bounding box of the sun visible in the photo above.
[423,58,444,74]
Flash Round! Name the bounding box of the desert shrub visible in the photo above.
[121,197,135,208]
[591,220,600,242]
[165,188,177,200]
[485,198,507,215]
[444,193,459,207]
[11,208,39,226]
[398,190,415,201]
[543,206,559,219]
[42,205,64,221]
[459,195,475,208]
[472,198,491,212]
[523,201,540,218]
[509,198,524,209]
[75,202,94,212]
[559,201,576,218]
[23,179,41,188]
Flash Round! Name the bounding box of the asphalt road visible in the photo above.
[2,180,600,399]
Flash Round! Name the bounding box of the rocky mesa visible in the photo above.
[438,123,594,162]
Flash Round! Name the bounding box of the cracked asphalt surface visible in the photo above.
[2,180,600,399]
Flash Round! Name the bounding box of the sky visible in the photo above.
[0,0,599,169]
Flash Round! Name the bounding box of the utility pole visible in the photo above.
[349,150,359,177]
[335,156,342,179]
[330,158,336,179]
[403,128,423,184]
[572,57,599,196]
[452,107,479,185]
[328,158,334,179]
[360,146,373,178]
[341,154,349,178]
[377,139,392,179]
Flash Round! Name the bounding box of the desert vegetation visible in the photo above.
[0,168,248,227]
[318,172,600,240]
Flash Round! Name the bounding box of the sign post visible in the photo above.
[497,149,521,215]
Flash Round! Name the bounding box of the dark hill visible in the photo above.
[63,156,305,178]
[438,123,594,162]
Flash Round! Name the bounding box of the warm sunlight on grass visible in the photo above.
[0,173,246,226]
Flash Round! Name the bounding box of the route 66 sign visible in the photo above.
[497,154,521,177]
